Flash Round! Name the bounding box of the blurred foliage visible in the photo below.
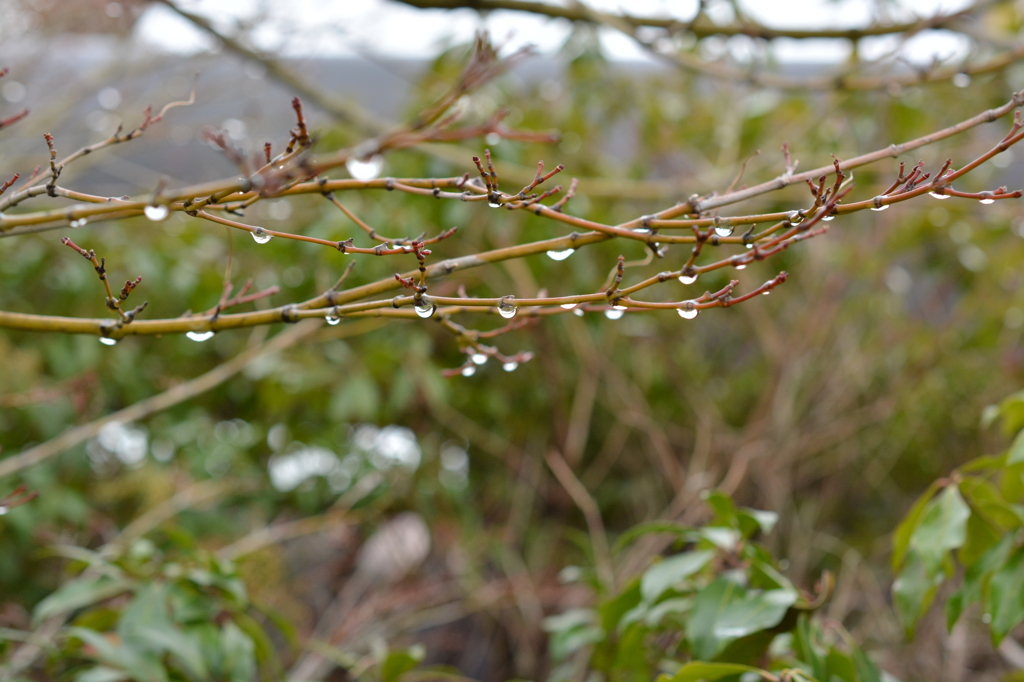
[2,9,1024,682]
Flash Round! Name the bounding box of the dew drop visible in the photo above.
[414,302,436,319]
[497,299,517,319]
[502,361,518,372]
[980,198,995,205]
[186,331,215,342]
[325,314,341,326]
[488,199,502,209]
[0,505,7,516]
[821,215,835,222]
[605,309,624,320]
[612,304,627,310]
[346,154,384,180]
[144,204,169,221]
[546,248,575,261]
[870,203,889,212]
[929,191,950,200]
[70,218,87,228]
[679,274,698,285]
[745,243,754,249]
[461,365,476,377]
[735,263,747,270]
[560,303,577,310]
[99,336,118,346]
[573,308,584,317]
[252,228,272,244]
[714,224,734,238]
[762,290,771,296]
[471,353,487,365]
[677,305,698,320]
[787,210,802,223]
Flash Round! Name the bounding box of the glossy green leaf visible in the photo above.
[659,661,769,682]
[67,627,169,682]
[986,544,1024,645]
[611,521,694,555]
[893,550,942,637]
[908,485,970,575]
[33,578,135,624]
[640,550,715,603]
[1008,429,1024,465]
[892,479,942,572]
[738,508,779,537]
[687,578,797,660]
[74,666,129,682]
[946,534,1012,631]
[701,490,739,528]
[220,622,257,682]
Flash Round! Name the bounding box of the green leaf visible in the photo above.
[793,614,828,682]
[659,661,770,682]
[379,646,425,682]
[852,647,882,682]
[74,667,130,682]
[986,544,1024,645]
[33,577,135,624]
[220,621,257,682]
[738,508,778,537]
[640,550,715,603]
[997,391,1024,438]
[699,527,740,551]
[946,534,1012,631]
[67,627,169,682]
[892,550,942,637]
[686,578,797,660]
[702,490,739,528]
[1008,430,1024,465]
[892,479,942,572]
[612,521,694,555]
[908,485,970,575]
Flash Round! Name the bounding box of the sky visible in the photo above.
[133,0,974,66]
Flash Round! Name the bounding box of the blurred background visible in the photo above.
[2,0,1024,680]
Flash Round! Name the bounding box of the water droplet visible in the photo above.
[821,215,835,222]
[461,365,476,377]
[70,218,87,228]
[186,331,215,342]
[980,198,995,205]
[252,228,272,244]
[502,361,518,372]
[546,248,575,261]
[952,72,971,88]
[346,154,384,180]
[325,314,341,326]
[679,274,698,285]
[929,191,950,200]
[745,243,754,249]
[497,298,517,319]
[0,505,7,516]
[735,263,747,270]
[99,336,118,346]
[488,199,502,209]
[144,204,169,221]
[573,308,584,317]
[762,290,771,296]
[714,224,734,238]
[560,303,577,310]
[605,309,624,320]
[870,203,889,212]
[414,302,436,319]
[471,353,487,365]
[612,304,627,311]
[677,305,698,320]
